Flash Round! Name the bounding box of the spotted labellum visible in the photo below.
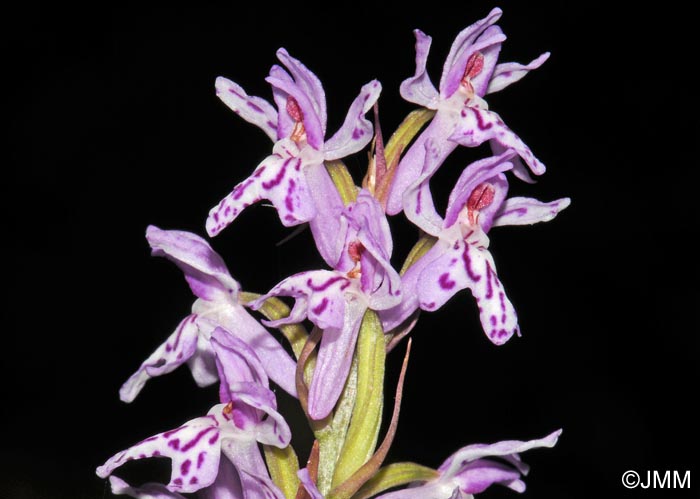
[98,7,568,499]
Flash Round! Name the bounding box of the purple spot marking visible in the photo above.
[233,178,255,200]
[501,313,506,323]
[461,245,481,282]
[424,301,436,310]
[352,128,364,139]
[181,427,218,452]
[438,273,455,290]
[139,453,146,459]
[312,297,329,315]
[246,101,264,113]
[262,158,292,190]
[472,108,493,131]
[190,477,199,485]
[163,426,186,439]
[498,329,508,338]
[267,120,277,130]
[499,207,528,218]
[499,291,506,312]
[165,344,172,352]
[208,433,219,445]
[197,451,206,469]
[168,439,180,450]
[415,188,422,215]
[490,315,497,326]
[285,179,296,212]
[307,276,347,292]
[227,87,244,99]
[485,264,494,299]
[253,165,267,178]
[152,451,161,457]
[181,459,191,476]
[173,478,183,486]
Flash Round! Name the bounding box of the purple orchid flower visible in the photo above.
[98,328,290,498]
[250,190,401,420]
[376,430,562,499]
[119,226,297,402]
[386,7,550,215]
[206,48,381,261]
[381,143,570,345]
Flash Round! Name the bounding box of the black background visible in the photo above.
[7,2,698,498]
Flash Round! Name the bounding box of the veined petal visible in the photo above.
[206,154,316,236]
[213,307,298,398]
[266,75,324,149]
[97,407,228,493]
[119,314,201,403]
[308,297,366,420]
[449,107,545,177]
[385,115,458,215]
[199,458,244,499]
[307,163,346,267]
[490,140,535,184]
[469,25,505,97]
[146,226,240,301]
[403,141,447,236]
[399,30,439,109]
[229,382,291,447]
[211,327,269,396]
[438,430,562,480]
[440,7,503,97]
[493,196,571,227]
[215,76,278,142]
[417,238,519,345]
[108,476,187,499]
[443,153,513,232]
[221,440,286,499]
[324,79,382,161]
[486,52,551,95]
[252,270,351,332]
[453,460,525,494]
[379,243,438,331]
[276,48,328,135]
[270,64,295,141]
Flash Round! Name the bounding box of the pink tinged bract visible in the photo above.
[206,48,380,237]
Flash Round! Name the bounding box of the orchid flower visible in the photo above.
[386,7,550,215]
[119,226,297,402]
[206,48,381,265]
[251,190,401,420]
[381,143,569,345]
[376,430,562,499]
[98,328,290,497]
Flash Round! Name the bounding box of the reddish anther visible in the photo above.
[348,241,365,263]
[464,52,485,80]
[286,96,304,122]
[466,182,495,225]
